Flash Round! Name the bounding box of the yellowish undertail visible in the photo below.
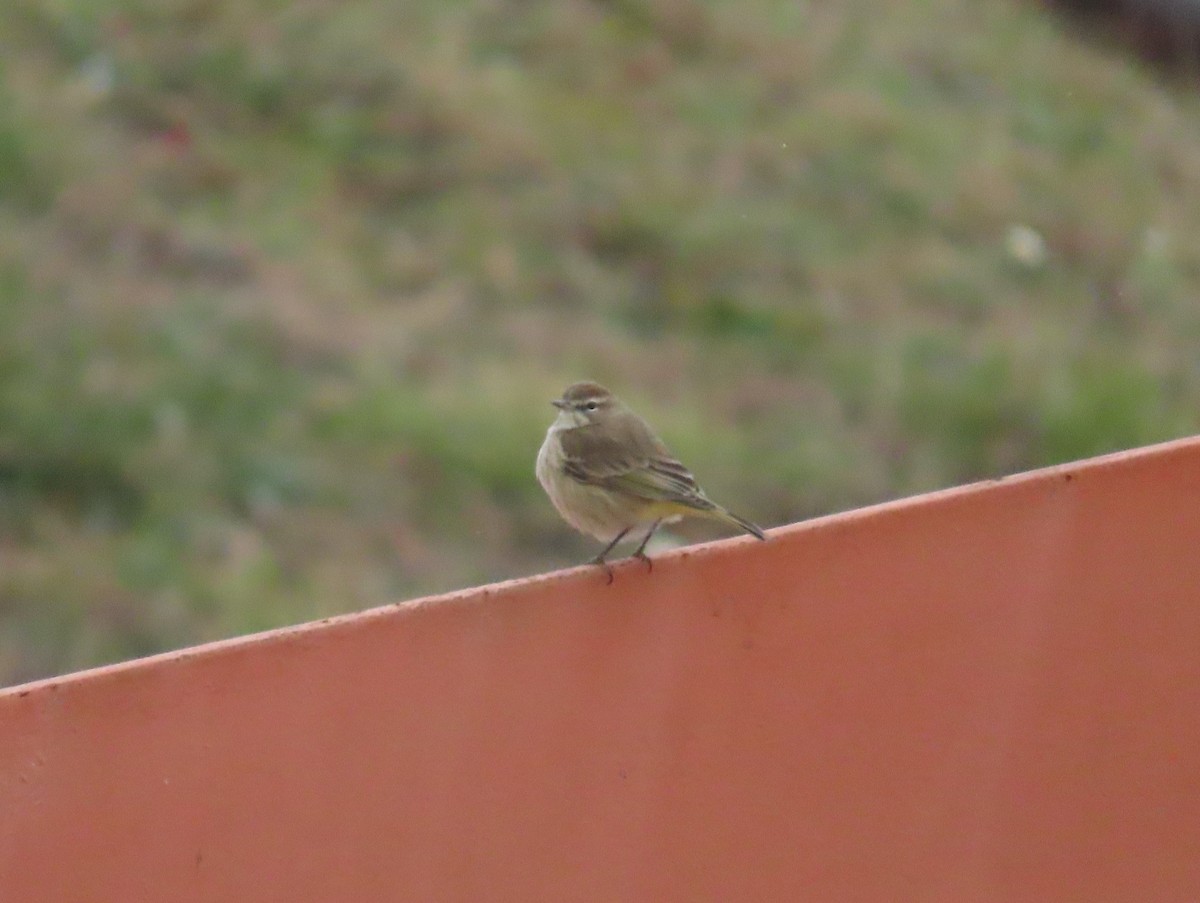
[643,499,767,540]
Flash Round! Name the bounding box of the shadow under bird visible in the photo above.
[537,382,766,581]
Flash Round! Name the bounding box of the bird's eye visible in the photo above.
[585,401,598,411]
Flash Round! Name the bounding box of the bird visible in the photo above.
[536,381,766,581]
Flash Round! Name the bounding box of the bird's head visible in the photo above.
[551,382,620,428]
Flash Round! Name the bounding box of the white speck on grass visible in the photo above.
[1006,225,1047,268]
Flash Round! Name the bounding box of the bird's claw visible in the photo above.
[589,556,615,584]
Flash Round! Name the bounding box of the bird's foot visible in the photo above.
[632,551,653,573]
[588,555,615,585]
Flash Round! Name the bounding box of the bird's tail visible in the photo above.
[710,506,767,541]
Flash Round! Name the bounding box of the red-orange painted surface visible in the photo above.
[3,438,1200,901]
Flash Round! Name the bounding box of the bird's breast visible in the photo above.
[536,428,655,540]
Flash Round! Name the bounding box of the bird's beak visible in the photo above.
[551,399,567,410]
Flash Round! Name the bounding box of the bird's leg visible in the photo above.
[590,528,629,584]
[631,520,661,572]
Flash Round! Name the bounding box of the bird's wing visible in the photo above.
[559,413,713,509]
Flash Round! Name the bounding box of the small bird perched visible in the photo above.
[537,381,766,581]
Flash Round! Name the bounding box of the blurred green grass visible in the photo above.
[2,0,1199,683]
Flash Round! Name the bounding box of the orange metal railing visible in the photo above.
[3,437,1199,901]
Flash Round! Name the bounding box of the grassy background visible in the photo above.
[2,0,1199,684]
